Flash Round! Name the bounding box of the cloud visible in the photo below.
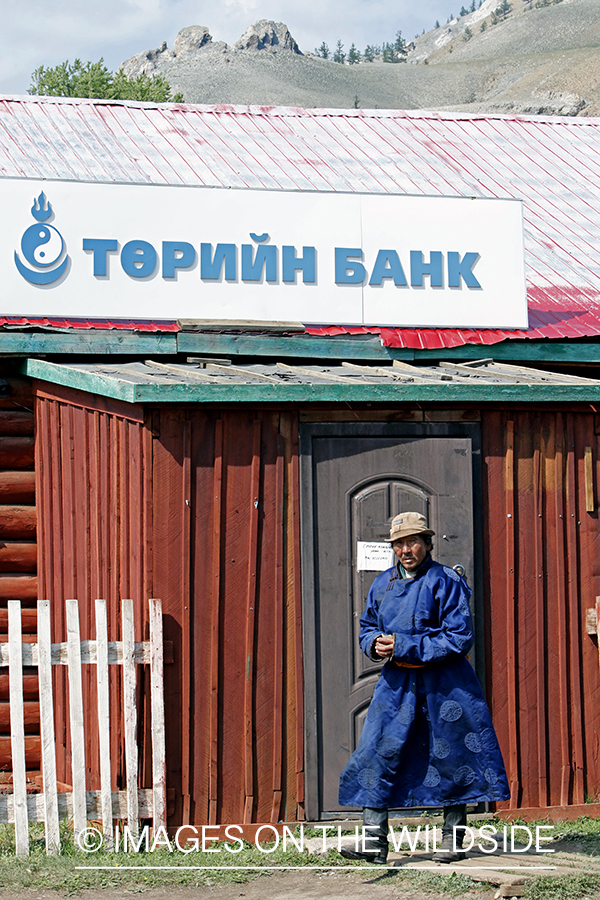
[2,0,455,94]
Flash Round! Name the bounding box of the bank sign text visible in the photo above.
[1,179,528,328]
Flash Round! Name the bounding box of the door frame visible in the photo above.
[299,420,484,821]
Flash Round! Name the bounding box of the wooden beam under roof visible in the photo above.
[143,361,214,382]
[204,363,279,383]
[392,360,453,382]
[276,363,380,384]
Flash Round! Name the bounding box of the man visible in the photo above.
[338,511,509,864]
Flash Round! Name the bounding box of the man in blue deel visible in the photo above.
[339,511,509,864]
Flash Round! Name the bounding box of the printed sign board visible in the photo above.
[0,178,528,327]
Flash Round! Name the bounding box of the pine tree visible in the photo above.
[480,19,487,31]
[29,58,182,102]
[460,5,469,16]
[394,30,408,60]
[347,43,360,65]
[315,42,330,59]
[363,44,376,62]
[435,19,440,28]
[463,26,473,40]
[333,39,346,63]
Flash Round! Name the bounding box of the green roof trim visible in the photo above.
[2,327,600,362]
[23,358,600,405]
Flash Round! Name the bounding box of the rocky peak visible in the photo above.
[232,20,301,54]
[174,26,212,56]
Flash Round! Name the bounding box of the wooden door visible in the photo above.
[300,422,480,819]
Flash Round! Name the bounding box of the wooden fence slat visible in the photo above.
[121,598,139,835]
[95,599,113,848]
[0,639,174,667]
[37,600,60,854]
[66,599,87,842]
[149,599,166,831]
[0,788,157,825]
[8,601,28,856]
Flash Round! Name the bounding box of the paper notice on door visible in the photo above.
[356,542,395,572]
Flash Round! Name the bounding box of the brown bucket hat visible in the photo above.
[384,511,435,543]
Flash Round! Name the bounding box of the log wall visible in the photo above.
[0,372,38,773]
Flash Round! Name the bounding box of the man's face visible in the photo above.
[392,533,428,571]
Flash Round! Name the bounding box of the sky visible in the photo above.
[1,0,460,95]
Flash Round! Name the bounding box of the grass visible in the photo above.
[1,816,600,897]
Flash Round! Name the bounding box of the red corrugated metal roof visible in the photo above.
[2,96,600,348]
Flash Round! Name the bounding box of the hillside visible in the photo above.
[120,0,600,115]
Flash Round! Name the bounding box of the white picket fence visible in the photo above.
[0,598,166,856]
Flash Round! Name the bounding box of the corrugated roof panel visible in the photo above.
[1,97,600,346]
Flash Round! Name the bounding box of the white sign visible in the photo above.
[356,542,396,572]
[0,178,528,327]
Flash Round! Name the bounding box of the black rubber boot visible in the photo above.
[340,807,389,864]
[432,804,467,863]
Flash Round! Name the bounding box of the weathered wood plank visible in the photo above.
[37,599,60,854]
[584,445,595,512]
[0,788,155,825]
[149,599,166,831]
[66,599,87,842]
[243,420,261,824]
[121,599,139,835]
[95,599,113,849]
[8,601,28,856]
[0,639,173,667]
[25,358,600,404]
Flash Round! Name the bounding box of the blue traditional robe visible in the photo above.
[339,556,510,808]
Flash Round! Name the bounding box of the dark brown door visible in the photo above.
[300,422,480,819]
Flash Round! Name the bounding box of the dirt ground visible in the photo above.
[0,870,498,900]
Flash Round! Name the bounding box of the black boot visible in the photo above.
[432,804,467,864]
[340,807,389,864]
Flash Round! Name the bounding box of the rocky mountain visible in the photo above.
[120,0,600,115]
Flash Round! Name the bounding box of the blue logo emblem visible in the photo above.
[14,192,69,285]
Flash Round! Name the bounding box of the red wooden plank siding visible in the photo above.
[0,373,38,772]
[34,384,151,795]
[152,408,303,824]
[483,410,600,809]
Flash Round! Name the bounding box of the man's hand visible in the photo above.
[375,634,395,660]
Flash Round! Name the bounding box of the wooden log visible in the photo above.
[0,473,35,504]
[0,438,34,470]
[0,412,34,436]
[0,575,38,600]
[0,735,40,768]
[0,700,39,732]
[0,507,36,540]
[0,543,37,573]
[0,609,37,633]
[0,379,33,410]
[0,673,38,700]
[8,601,29,855]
